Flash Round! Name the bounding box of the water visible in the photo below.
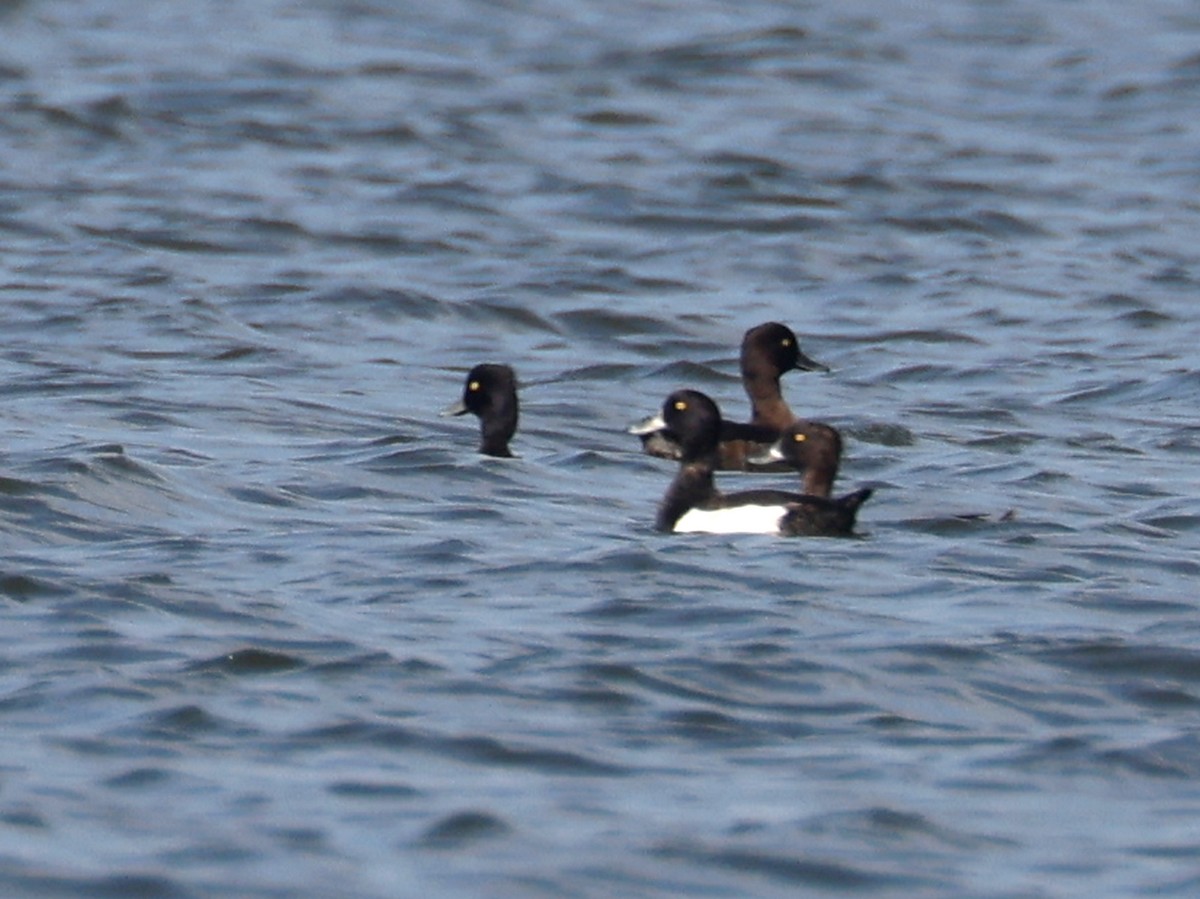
[3,0,1200,895]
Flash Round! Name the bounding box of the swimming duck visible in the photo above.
[631,389,871,536]
[442,364,518,458]
[634,322,827,471]
[749,419,844,498]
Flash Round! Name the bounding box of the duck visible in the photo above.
[442,363,518,457]
[634,322,828,471]
[630,389,871,536]
[748,419,844,498]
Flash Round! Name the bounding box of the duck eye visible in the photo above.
[781,338,792,347]
[793,433,806,442]
[468,380,480,392]
[674,400,687,411]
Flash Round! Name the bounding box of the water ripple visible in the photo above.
[4,1,1200,897]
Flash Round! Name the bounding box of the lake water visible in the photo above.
[3,1,1200,896]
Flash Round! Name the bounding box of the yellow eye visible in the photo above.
[793,432,806,442]
[781,338,792,347]
[674,400,687,411]
[468,381,480,392]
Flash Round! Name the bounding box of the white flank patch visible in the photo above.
[674,504,785,535]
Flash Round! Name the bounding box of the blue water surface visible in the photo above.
[3,1,1200,896]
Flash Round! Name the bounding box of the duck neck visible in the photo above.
[800,445,839,498]
[479,407,517,458]
[658,459,717,531]
[742,368,792,428]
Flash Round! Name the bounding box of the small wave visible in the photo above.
[884,209,1048,237]
[326,780,420,800]
[652,839,937,891]
[310,285,444,319]
[0,871,192,899]
[848,422,917,446]
[0,572,63,601]
[191,648,307,676]
[577,109,660,127]
[1032,637,1200,682]
[553,307,687,339]
[417,810,512,849]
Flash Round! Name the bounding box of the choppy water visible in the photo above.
[3,1,1200,896]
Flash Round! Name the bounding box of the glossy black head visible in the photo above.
[446,363,518,457]
[630,389,723,463]
[740,322,828,378]
[658,389,723,462]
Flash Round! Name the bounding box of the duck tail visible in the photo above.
[841,487,874,512]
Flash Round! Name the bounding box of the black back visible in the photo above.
[778,489,873,537]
